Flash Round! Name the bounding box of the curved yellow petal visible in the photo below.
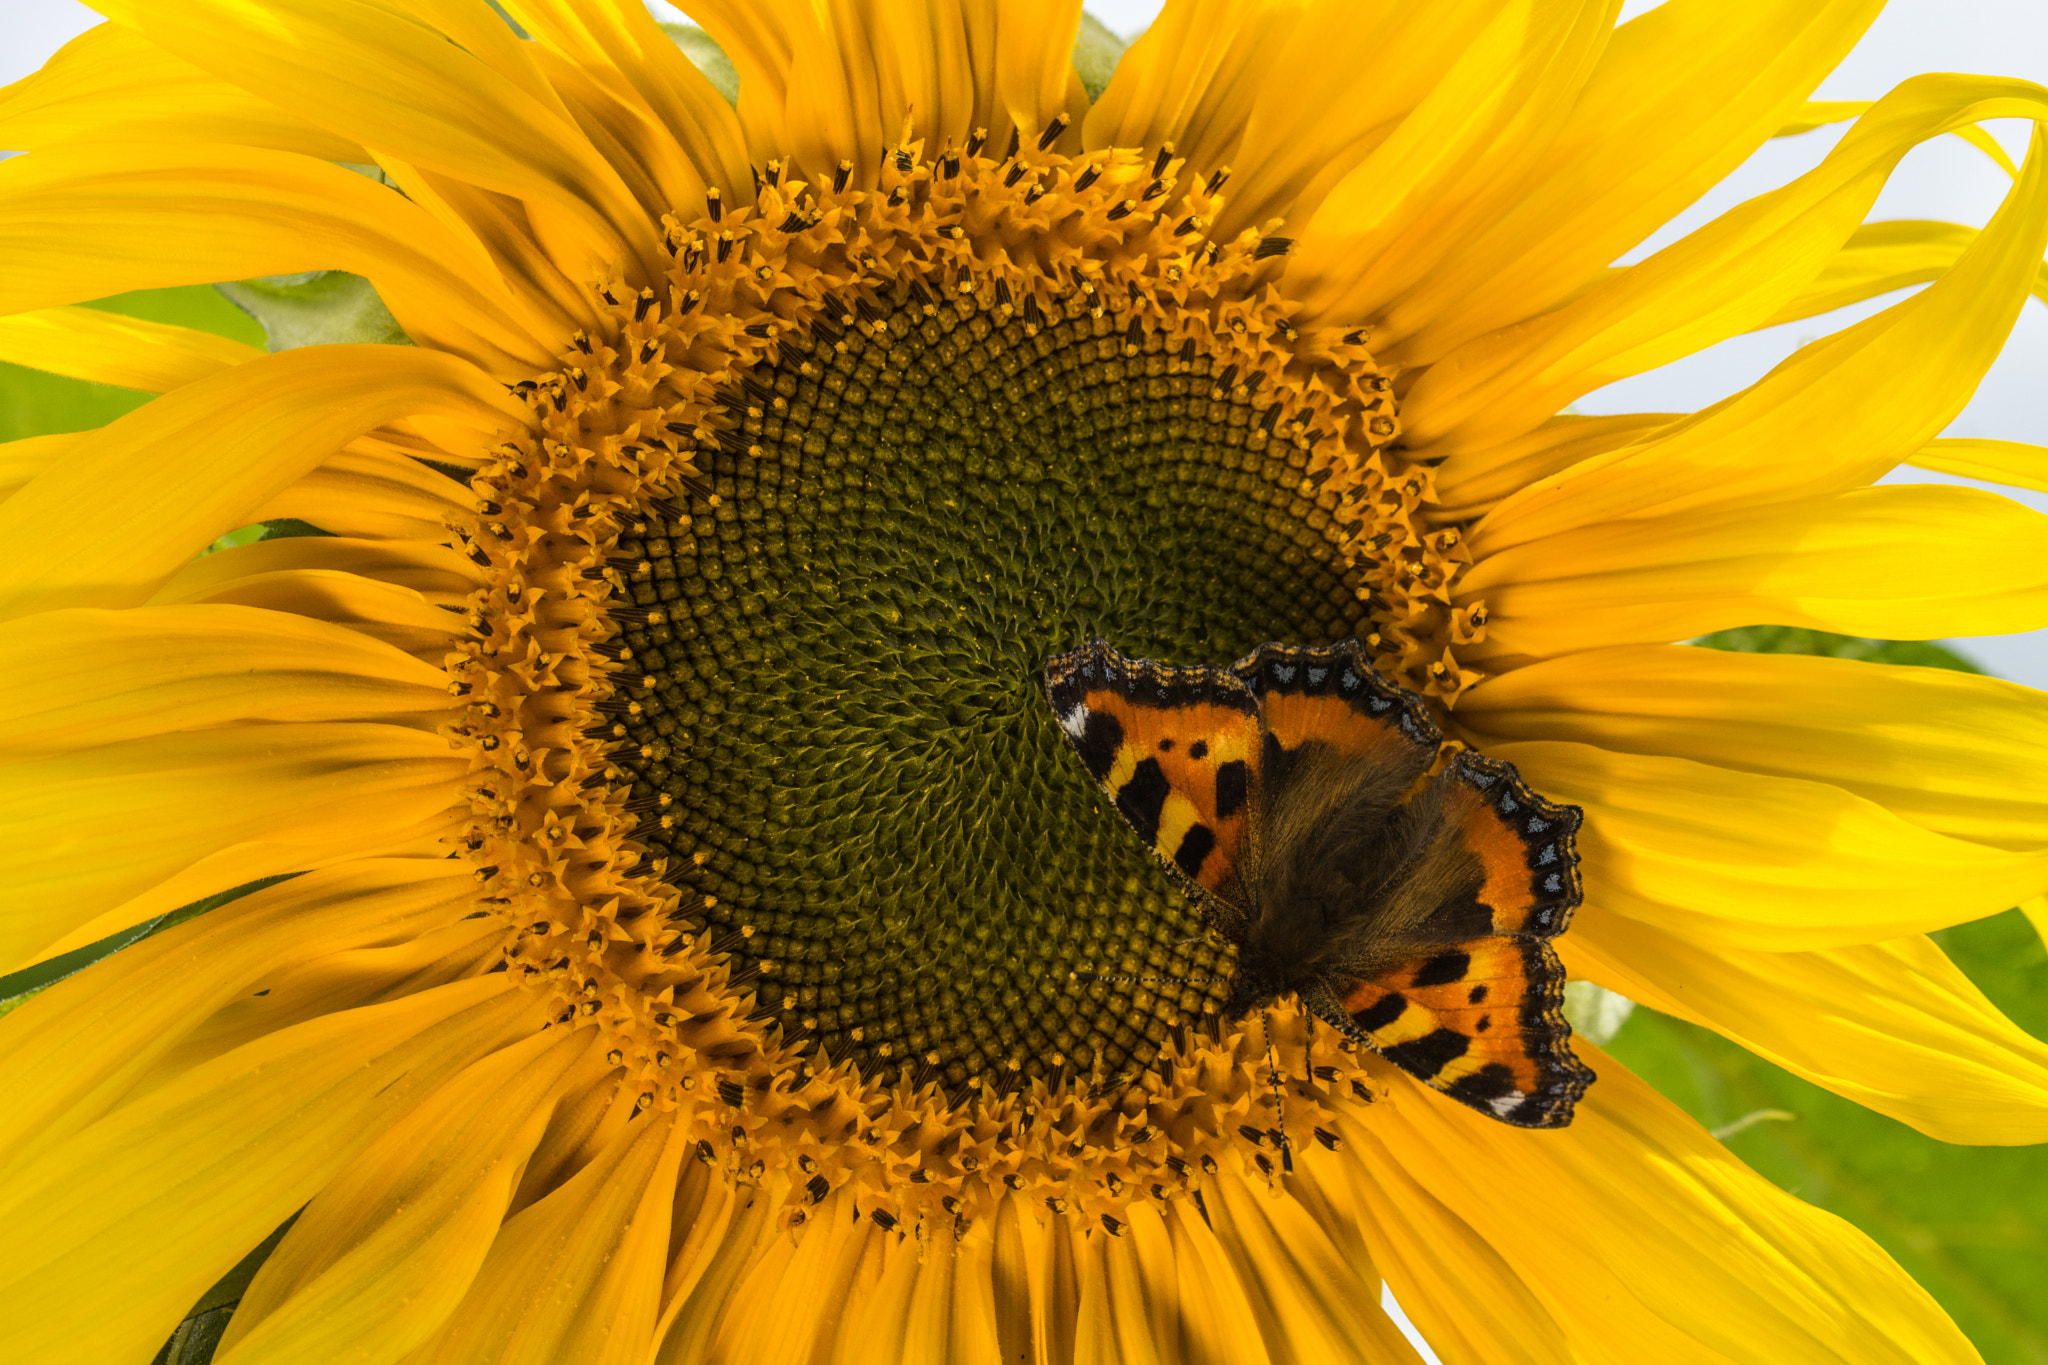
[0,604,450,757]
[1777,99,2021,177]
[1493,739,2048,950]
[690,0,1084,187]
[1757,219,2048,330]
[1,723,468,973]
[1288,0,1620,307]
[1358,1052,1979,1364]
[498,0,749,206]
[1914,436,2048,494]
[0,305,260,393]
[1432,411,1680,522]
[0,860,469,1178]
[0,141,553,372]
[1093,0,1537,240]
[650,1167,773,1364]
[1460,483,2048,660]
[0,431,82,504]
[1413,81,2048,462]
[381,1103,684,1365]
[701,1188,875,1362]
[217,1027,589,1365]
[1459,645,2048,851]
[1365,0,1883,363]
[1163,1199,1275,1365]
[93,0,654,281]
[152,568,466,659]
[0,977,527,1365]
[0,19,367,162]
[251,443,477,542]
[1564,907,2048,1144]
[1296,1133,1574,1365]
[0,343,522,623]
[1463,108,2046,550]
[150,532,482,607]
[1205,1171,1423,1364]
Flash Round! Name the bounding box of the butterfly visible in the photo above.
[1045,638,1593,1128]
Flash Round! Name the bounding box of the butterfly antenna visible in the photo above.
[1262,1009,1294,1175]
[1072,971,1222,984]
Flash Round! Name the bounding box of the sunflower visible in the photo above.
[2,0,2046,1361]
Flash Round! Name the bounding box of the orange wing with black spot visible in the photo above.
[1230,638,1444,780]
[1045,639,1261,912]
[1316,934,1589,1127]
[1308,750,1591,1127]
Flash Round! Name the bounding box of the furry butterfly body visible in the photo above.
[1046,638,1594,1128]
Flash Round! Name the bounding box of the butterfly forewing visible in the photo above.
[1045,639,1262,910]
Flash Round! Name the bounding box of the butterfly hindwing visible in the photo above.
[1309,935,1589,1127]
[1045,639,1261,908]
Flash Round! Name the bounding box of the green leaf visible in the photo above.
[1693,624,1983,674]
[148,1216,299,1365]
[1073,13,1130,101]
[0,873,301,1019]
[1606,909,2048,1364]
[659,23,739,106]
[214,272,411,352]
[0,285,263,442]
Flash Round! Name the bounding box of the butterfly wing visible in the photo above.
[1230,638,1442,778]
[1307,751,1592,1127]
[1045,639,1262,917]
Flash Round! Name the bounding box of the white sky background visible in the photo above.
[7,0,2047,683]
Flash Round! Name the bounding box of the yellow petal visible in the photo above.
[404,1109,684,1365]
[1913,436,2048,494]
[0,977,527,1365]
[0,859,469,1177]
[1296,1132,1574,1364]
[1354,1053,1980,1363]
[0,431,82,504]
[213,1027,587,1365]
[0,141,552,372]
[1777,99,2021,176]
[250,443,477,542]
[1756,218,2048,330]
[149,534,484,610]
[1359,0,1884,362]
[495,0,752,200]
[1163,1200,1275,1365]
[648,1162,772,1363]
[0,723,467,973]
[0,19,367,162]
[0,343,522,622]
[1459,644,2048,851]
[1205,1171,1424,1364]
[1564,907,2048,1144]
[831,1215,926,1365]
[1459,483,2048,660]
[1433,411,1680,522]
[1412,83,2048,461]
[1492,739,2048,950]
[1291,0,1623,318]
[152,567,466,659]
[94,0,653,279]
[0,604,449,757]
[0,305,260,393]
[2023,895,2048,950]
[703,1189,875,1362]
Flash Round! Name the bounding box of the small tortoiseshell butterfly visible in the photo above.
[1046,638,1593,1128]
